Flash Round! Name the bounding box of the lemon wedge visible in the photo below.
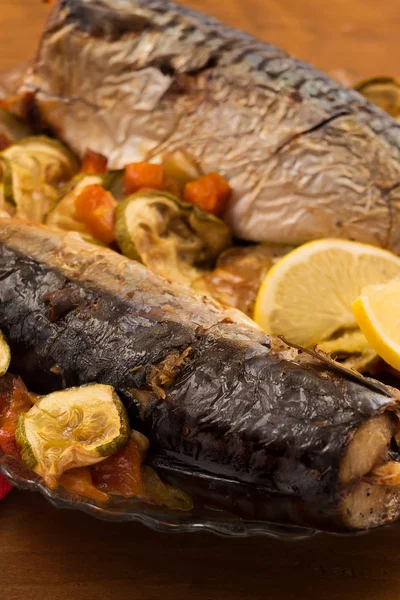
[352,279,400,371]
[254,239,400,348]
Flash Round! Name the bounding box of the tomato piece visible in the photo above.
[0,424,21,460]
[91,436,145,498]
[123,162,164,194]
[0,374,32,428]
[183,173,232,216]
[80,150,108,174]
[74,184,117,244]
[59,467,109,502]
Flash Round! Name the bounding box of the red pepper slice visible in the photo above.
[91,436,146,498]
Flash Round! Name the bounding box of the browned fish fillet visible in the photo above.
[2,219,400,531]
[24,0,400,251]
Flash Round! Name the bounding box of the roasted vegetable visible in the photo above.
[192,244,286,316]
[317,329,378,374]
[0,330,10,377]
[0,374,33,429]
[74,184,117,245]
[24,0,400,252]
[123,162,164,195]
[115,191,231,284]
[0,374,33,460]
[3,219,400,531]
[183,173,231,216]
[59,467,109,502]
[15,383,130,488]
[355,77,400,120]
[46,174,104,235]
[0,108,33,149]
[91,431,148,499]
[0,136,78,222]
[162,149,203,197]
[80,150,108,174]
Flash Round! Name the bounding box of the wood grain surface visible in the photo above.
[1,2,400,600]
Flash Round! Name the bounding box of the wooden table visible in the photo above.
[1,2,400,599]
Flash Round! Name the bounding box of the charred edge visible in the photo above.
[278,336,393,397]
[273,111,352,155]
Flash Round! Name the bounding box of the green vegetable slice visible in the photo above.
[0,136,78,222]
[162,149,203,196]
[317,329,378,373]
[46,173,104,234]
[15,384,130,488]
[103,169,125,201]
[115,191,232,285]
[0,330,11,377]
[142,466,193,511]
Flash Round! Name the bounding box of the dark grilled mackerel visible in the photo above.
[25,0,400,251]
[1,219,400,531]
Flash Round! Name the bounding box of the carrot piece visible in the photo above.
[91,435,146,498]
[80,150,108,174]
[183,173,231,216]
[59,467,109,502]
[123,162,164,194]
[0,99,11,110]
[74,184,117,244]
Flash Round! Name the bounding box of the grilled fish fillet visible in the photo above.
[1,218,400,531]
[24,0,400,251]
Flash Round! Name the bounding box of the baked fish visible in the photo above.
[24,0,400,251]
[2,218,400,531]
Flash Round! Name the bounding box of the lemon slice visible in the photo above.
[0,329,10,376]
[352,279,400,370]
[15,384,130,489]
[254,239,400,348]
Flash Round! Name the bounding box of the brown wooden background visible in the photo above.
[2,2,400,599]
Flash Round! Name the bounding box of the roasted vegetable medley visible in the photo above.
[0,331,192,509]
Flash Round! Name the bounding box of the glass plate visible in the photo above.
[0,453,317,539]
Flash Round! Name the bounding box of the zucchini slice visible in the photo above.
[115,191,232,285]
[0,136,78,222]
[0,330,11,377]
[15,384,130,489]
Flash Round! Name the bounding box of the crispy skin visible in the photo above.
[25,0,400,250]
[1,219,400,530]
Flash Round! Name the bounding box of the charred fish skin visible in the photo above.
[27,0,400,251]
[1,219,400,531]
